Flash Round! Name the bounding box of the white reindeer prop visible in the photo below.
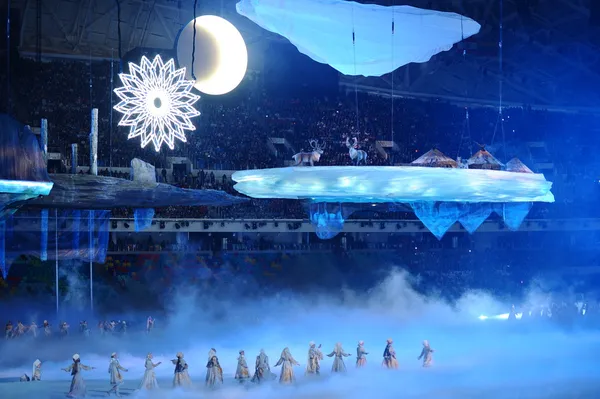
[292,140,326,166]
[346,137,368,166]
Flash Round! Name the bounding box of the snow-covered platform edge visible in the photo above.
[232,166,555,203]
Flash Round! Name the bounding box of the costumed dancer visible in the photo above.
[29,321,38,338]
[107,352,128,397]
[251,349,275,383]
[235,350,250,383]
[32,359,42,381]
[356,341,368,368]
[5,321,13,339]
[327,343,351,373]
[62,353,95,398]
[305,342,323,376]
[60,321,69,337]
[43,320,51,336]
[274,347,300,384]
[171,352,192,388]
[16,321,26,337]
[382,338,399,369]
[146,316,154,334]
[138,353,161,391]
[206,354,224,388]
[417,340,434,368]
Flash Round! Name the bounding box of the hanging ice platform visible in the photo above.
[233,166,555,239]
[233,166,554,203]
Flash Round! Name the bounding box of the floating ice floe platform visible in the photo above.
[232,166,554,203]
[233,166,555,240]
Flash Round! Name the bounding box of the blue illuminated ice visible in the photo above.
[236,0,480,77]
[232,166,554,204]
[233,166,554,239]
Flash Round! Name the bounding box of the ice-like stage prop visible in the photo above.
[233,166,555,239]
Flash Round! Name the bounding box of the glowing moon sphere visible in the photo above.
[176,15,248,96]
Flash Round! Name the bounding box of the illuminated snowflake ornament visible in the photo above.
[114,55,200,152]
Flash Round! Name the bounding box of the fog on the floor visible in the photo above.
[1,268,599,398]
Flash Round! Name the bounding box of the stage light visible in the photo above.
[114,55,200,152]
[176,15,248,95]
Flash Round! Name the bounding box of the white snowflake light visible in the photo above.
[114,55,200,152]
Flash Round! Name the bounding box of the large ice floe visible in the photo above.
[233,166,555,239]
[236,0,480,77]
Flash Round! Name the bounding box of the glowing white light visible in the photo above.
[114,55,200,152]
[176,15,248,95]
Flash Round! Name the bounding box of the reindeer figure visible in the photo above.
[292,140,326,166]
[346,137,368,166]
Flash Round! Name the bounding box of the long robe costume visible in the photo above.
[251,349,276,383]
[274,347,299,384]
[138,354,160,390]
[171,353,192,388]
[43,321,51,336]
[205,356,224,388]
[382,339,399,369]
[418,340,434,367]
[305,342,323,376]
[356,341,368,368]
[327,343,351,373]
[63,355,93,398]
[32,359,42,381]
[235,352,250,382]
[107,354,128,396]
[29,322,38,338]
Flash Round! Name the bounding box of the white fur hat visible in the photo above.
[309,341,315,347]
[72,354,80,361]
[111,352,117,357]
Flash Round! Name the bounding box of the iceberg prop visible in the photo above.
[232,166,555,204]
[236,0,481,77]
[233,166,554,239]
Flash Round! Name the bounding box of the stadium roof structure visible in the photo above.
[12,0,600,109]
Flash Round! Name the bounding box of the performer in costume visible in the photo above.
[274,347,300,384]
[171,352,192,388]
[43,320,51,336]
[5,321,13,339]
[235,350,250,382]
[138,353,161,391]
[29,321,38,338]
[62,353,95,398]
[206,354,224,388]
[382,338,399,369]
[107,352,128,397]
[305,342,323,376]
[417,340,434,367]
[32,359,42,381]
[251,349,275,383]
[146,316,154,334]
[327,343,351,373]
[356,340,368,368]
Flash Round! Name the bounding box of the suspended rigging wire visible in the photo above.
[351,4,359,133]
[192,0,198,80]
[6,0,11,115]
[116,0,123,72]
[109,48,114,168]
[490,0,506,162]
[390,2,395,164]
[456,15,473,159]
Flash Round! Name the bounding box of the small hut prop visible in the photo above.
[467,144,503,170]
[505,158,533,173]
[411,148,457,168]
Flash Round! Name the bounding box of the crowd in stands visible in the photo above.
[3,58,600,220]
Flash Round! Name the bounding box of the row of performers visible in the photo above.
[29,339,433,397]
[5,317,156,339]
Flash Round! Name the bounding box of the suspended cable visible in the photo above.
[109,48,114,168]
[89,49,93,108]
[390,2,395,164]
[456,16,473,159]
[6,0,11,115]
[490,0,506,162]
[351,5,359,132]
[192,0,198,80]
[116,0,123,72]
